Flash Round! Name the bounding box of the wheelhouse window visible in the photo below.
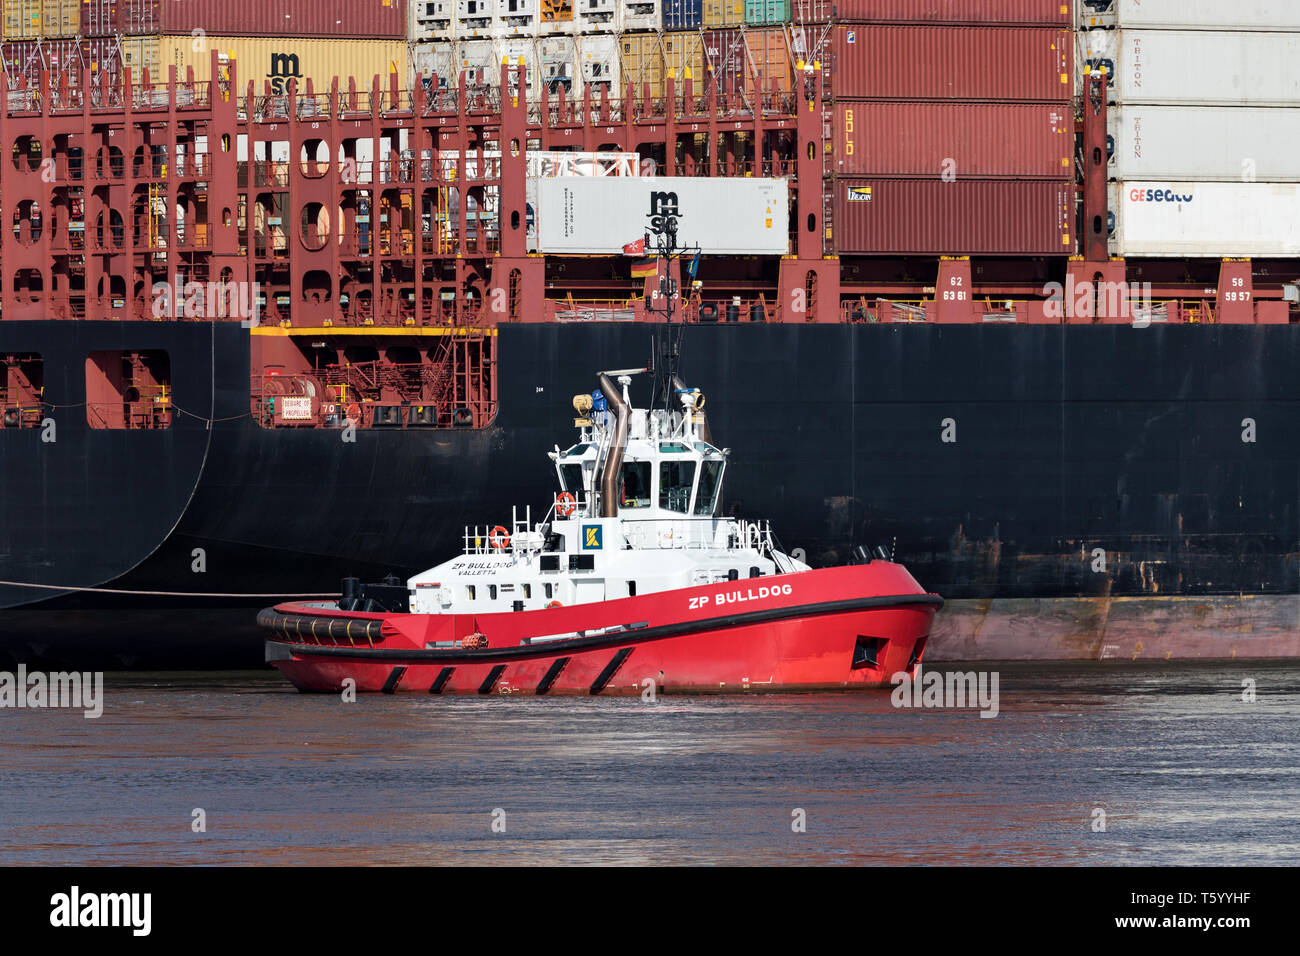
[466,585,476,600]
[559,463,584,495]
[620,461,651,508]
[659,459,696,513]
[694,460,723,515]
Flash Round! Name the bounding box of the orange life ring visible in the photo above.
[489,525,511,550]
[345,402,361,423]
[556,491,576,517]
[545,600,563,609]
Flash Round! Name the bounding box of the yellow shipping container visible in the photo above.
[619,32,662,97]
[2,0,79,39]
[702,0,744,27]
[120,35,409,94]
[662,31,703,90]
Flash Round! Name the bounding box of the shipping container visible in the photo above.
[540,0,573,29]
[1081,30,1300,107]
[839,0,1069,24]
[412,41,457,92]
[619,31,661,93]
[537,36,576,94]
[455,37,498,85]
[834,101,1072,178]
[115,36,409,93]
[77,0,407,40]
[3,0,78,39]
[577,31,619,95]
[529,176,789,254]
[744,0,786,26]
[662,29,703,88]
[1111,181,1300,258]
[496,36,537,92]
[1085,0,1300,32]
[497,0,538,34]
[1,37,82,88]
[789,0,829,22]
[621,0,661,33]
[573,0,615,30]
[744,26,792,93]
[455,0,495,37]
[702,0,742,27]
[663,0,701,30]
[1110,106,1300,183]
[701,26,745,91]
[409,1,452,41]
[832,25,1072,102]
[834,178,1074,255]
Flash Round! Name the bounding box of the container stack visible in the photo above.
[2,0,83,90]
[829,1,1075,257]
[1080,0,1300,258]
[409,0,827,103]
[2,2,410,95]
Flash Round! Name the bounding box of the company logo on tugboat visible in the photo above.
[582,525,603,550]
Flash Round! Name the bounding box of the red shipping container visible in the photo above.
[701,27,746,93]
[831,25,1072,101]
[833,178,1075,255]
[833,101,1073,178]
[2,39,84,89]
[79,0,406,38]
[836,0,1070,25]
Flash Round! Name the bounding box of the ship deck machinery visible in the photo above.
[0,60,1297,669]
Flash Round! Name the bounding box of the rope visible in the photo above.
[0,579,339,599]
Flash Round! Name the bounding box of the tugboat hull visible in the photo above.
[262,565,942,695]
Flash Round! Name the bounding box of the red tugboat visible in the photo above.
[260,368,942,694]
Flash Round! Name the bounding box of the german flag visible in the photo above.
[630,259,657,279]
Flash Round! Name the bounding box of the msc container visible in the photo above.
[1111,181,1300,257]
[1082,30,1300,107]
[744,0,787,26]
[702,0,742,27]
[577,31,619,96]
[834,178,1075,255]
[121,36,410,93]
[832,25,1072,102]
[837,0,1069,24]
[78,0,407,39]
[530,176,789,254]
[1096,0,1300,32]
[663,0,701,30]
[3,0,78,39]
[1110,106,1300,183]
[834,101,1072,179]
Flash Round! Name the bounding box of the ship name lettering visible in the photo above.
[692,583,792,611]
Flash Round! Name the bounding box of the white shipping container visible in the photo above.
[1111,106,1300,182]
[1091,0,1300,32]
[1111,181,1300,257]
[577,32,619,96]
[1080,30,1300,106]
[530,176,789,254]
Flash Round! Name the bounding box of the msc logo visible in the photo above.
[647,190,680,237]
[267,52,303,95]
[846,186,872,203]
[582,525,603,550]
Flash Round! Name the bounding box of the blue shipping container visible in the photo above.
[664,0,704,29]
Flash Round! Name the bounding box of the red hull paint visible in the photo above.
[263,564,941,695]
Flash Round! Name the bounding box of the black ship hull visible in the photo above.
[2,319,1298,668]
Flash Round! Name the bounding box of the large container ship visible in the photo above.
[3,0,1300,669]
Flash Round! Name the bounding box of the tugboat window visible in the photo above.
[466,585,476,601]
[659,460,696,513]
[620,461,651,508]
[522,584,532,598]
[559,463,584,494]
[694,460,723,515]
[488,585,498,600]
[544,583,554,599]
